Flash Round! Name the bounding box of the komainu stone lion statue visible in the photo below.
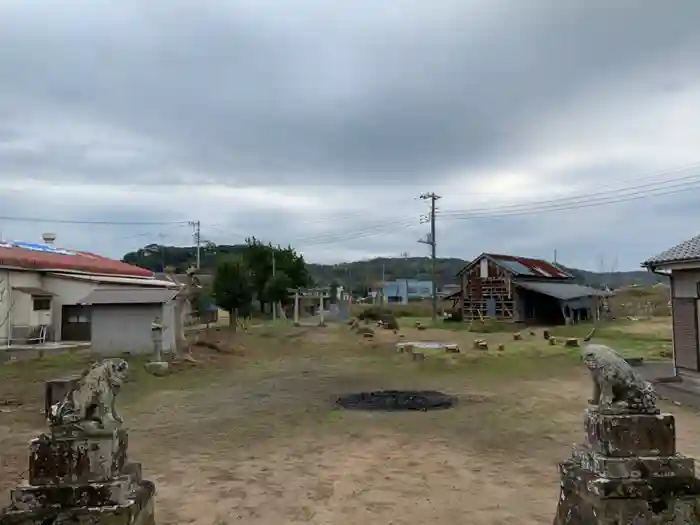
[50,358,129,434]
[581,344,657,413]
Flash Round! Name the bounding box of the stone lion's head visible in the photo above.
[106,358,129,388]
[581,350,598,370]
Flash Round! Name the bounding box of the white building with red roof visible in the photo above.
[0,237,183,355]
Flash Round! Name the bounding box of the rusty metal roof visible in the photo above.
[0,241,152,277]
[457,253,572,278]
[485,254,572,278]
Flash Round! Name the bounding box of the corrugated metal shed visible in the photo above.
[0,241,152,277]
[643,234,700,267]
[78,287,180,305]
[485,253,572,278]
[514,280,611,301]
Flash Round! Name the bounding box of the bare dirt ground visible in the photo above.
[0,317,695,525]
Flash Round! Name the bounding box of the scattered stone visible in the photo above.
[549,337,558,346]
[380,314,399,330]
[564,338,580,348]
[445,344,460,353]
[513,332,522,340]
[144,361,170,376]
[362,332,374,339]
[497,344,505,351]
[543,330,551,340]
[472,339,488,350]
[529,330,536,336]
[356,326,375,337]
[412,352,426,361]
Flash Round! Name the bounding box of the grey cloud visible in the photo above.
[2,1,700,185]
[1,1,700,271]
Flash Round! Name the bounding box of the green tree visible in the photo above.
[263,271,293,308]
[243,237,311,315]
[212,257,253,330]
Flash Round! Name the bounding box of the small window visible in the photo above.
[32,297,51,311]
[67,314,90,323]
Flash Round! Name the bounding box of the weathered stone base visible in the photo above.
[554,459,700,524]
[29,429,128,485]
[0,481,155,525]
[584,409,675,457]
[573,447,696,479]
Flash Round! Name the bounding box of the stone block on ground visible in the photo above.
[543,329,550,340]
[411,352,425,361]
[549,337,558,346]
[2,480,155,525]
[497,344,505,351]
[564,338,580,347]
[144,361,170,376]
[513,332,522,340]
[445,344,460,353]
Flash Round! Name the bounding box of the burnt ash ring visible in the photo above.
[335,390,457,411]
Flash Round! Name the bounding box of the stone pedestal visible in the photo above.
[1,376,155,525]
[554,408,700,524]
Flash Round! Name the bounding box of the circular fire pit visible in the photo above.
[335,390,456,411]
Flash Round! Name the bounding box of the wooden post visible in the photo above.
[293,291,300,325]
[319,293,325,325]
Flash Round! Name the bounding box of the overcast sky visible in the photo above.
[1,1,700,271]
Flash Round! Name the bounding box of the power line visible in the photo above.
[439,171,700,217]
[441,178,700,220]
[280,176,700,248]
[0,216,192,226]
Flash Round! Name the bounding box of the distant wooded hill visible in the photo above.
[122,244,667,290]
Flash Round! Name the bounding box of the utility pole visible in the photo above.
[188,220,201,269]
[418,192,441,323]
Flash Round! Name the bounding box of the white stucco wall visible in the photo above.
[42,276,98,340]
[0,269,9,343]
[672,269,700,299]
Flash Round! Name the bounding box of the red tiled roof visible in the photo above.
[0,244,153,277]
[484,253,572,279]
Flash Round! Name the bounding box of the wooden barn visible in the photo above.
[457,253,609,325]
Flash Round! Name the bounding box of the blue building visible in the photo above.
[380,279,433,304]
